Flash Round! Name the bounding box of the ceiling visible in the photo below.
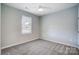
[5,3,78,16]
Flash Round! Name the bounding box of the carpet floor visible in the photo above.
[1,39,79,55]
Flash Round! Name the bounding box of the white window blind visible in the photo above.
[21,15,32,34]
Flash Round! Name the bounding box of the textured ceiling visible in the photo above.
[5,3,78,16]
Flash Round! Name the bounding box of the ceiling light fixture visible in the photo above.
[38,8,44,12]
[38,6,44,12]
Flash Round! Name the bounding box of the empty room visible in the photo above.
[0,3,79,55]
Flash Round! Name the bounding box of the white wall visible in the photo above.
[0,3,1,54]
[40,6,78,47]
[78,5,79,47]
[1,4,40,49]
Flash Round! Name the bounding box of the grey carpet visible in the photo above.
[1,39,79,55]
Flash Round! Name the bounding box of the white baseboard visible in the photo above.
[1,38,39,49]
[2,38,79,49]
[41,38,79,48]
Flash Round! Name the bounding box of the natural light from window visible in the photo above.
[21,15,32,34]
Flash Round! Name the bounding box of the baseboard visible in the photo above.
[1,38,39,49]
[2,38,79,49]
[41,38,79,48]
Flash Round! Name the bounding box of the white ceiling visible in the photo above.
[5,3,78,16]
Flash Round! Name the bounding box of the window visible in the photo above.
[21,15,32,34]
